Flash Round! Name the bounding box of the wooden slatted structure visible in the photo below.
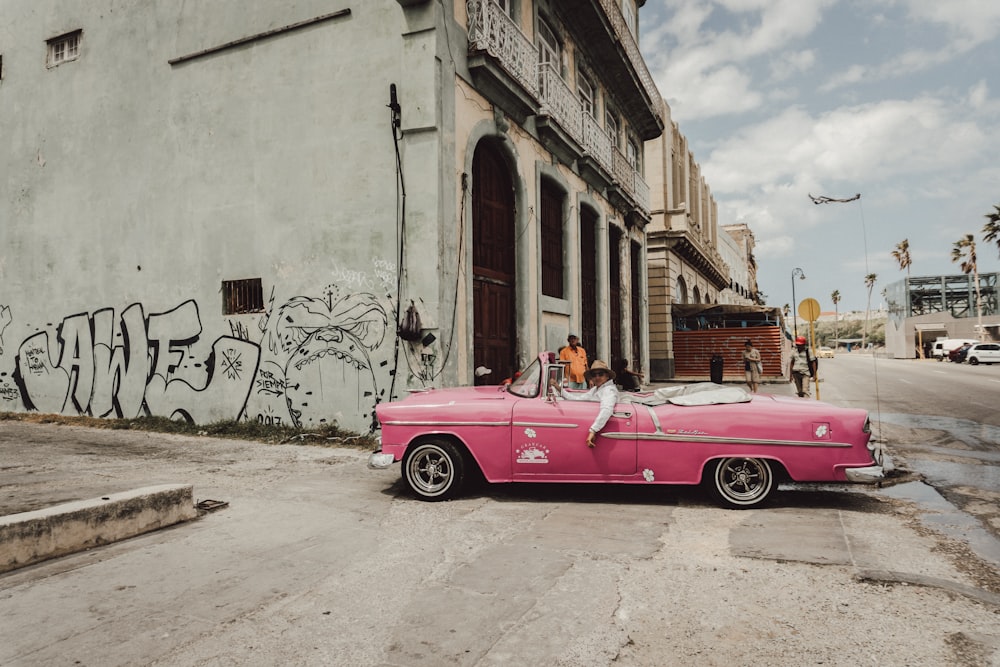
[673,326,788,382]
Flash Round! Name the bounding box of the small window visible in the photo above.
[626,138,641,171]
[223,278,264,314]
[494,0,514,18]
[578,73,595,117]
[622,0,637,38]
[47,30,82,68]
[537,17,561,72]
[605,109,620,148]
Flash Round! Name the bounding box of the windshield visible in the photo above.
[508,359,541,398]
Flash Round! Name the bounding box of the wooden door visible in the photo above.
[630,240,642,366]
[580,208,598,356]
[473,143,517,381]
[608,226,622,367]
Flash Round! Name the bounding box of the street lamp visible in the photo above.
[791,268,806,338]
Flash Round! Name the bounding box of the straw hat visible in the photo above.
[584,360,616,381]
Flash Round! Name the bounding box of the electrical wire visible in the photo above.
[386,94,406,404]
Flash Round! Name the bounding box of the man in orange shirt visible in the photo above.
[559,334,588,389]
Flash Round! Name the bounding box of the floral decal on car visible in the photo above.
[516,445,550,464]
[643,468,655,482]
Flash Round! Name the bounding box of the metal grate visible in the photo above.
[222,278,264,314]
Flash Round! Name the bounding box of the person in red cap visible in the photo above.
[788,335,817,397]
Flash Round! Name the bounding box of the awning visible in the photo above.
[913,323,946,331]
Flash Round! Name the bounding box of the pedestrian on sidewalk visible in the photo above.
[789,335,816,397]
[742,339,762,393]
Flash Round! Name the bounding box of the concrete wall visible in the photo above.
[0,1,445,432]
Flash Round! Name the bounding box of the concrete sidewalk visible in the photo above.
[2,419,999,666]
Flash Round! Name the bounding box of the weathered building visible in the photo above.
[645,118,739,380]
[0,0,661,430]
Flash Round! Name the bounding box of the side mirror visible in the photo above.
[545,383,559,402]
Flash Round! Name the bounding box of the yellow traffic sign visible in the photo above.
[798,298,821,323]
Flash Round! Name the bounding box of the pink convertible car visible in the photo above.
[368,353,886,508]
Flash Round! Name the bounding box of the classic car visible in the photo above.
[368,352,887,509]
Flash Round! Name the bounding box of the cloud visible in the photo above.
[702,98,988,194]
[769,49,816,81]
[894,0,1000,44]
[647,0,834,121]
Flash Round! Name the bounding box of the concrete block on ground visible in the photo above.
[0,484,197,573]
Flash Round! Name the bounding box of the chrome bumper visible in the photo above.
[367,451,396,469]
[845,464,886,483]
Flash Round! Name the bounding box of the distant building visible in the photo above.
[884,273,1000,358]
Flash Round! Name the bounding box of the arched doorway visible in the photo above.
[472,141,517,381]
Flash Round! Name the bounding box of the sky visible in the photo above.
[638,0,1000,313]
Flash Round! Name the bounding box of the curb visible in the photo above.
[0,484,197,574]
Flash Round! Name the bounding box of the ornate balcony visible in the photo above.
[578,113,614,187]
[609,148,651,216]
[466,1,651,216]
[466,0,540,121]
[555,0,665,139]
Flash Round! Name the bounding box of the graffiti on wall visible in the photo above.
[12,300,260,423]
[2,258,401,432]
[0,305,11,355]
[256,283,389,430]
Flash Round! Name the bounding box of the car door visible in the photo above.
[979,344,1000,363]
[511,395,637,479]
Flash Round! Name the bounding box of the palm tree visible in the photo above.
[830,290,841,349]
[985,204,1000,257]
[891,239,912,275]
[862,274,877,350]
[951,234,983,341]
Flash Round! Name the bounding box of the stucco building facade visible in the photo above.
[1,0,662,430]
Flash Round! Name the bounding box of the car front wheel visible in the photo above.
[402,439,466,501]
[707,457,775,509]
[969,357,980,365]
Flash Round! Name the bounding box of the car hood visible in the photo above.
[377,385,511,414]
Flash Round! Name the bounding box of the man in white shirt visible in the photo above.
[552,359,620,447]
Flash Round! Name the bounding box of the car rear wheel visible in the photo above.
[402,439,466,501]
[706,457,774,509]
[969,357,980,365]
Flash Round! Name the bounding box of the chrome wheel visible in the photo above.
[402,440,466,501]
[708,457,774,509]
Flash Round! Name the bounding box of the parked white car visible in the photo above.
[966,343,1000,365]
[931,338,979,361]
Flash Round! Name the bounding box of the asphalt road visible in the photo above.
[811,352,1000,556]
[2,364,1000,665]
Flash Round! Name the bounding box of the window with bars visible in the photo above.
[47,30,81,68]
[222,278,264,314]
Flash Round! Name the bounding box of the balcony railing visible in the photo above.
[581,113,613,173]
[466,0,539,99]
[466,0,650,214]
[538,62,583,145]
[595,0,663,113]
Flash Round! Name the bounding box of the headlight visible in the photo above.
[862,415,872,434]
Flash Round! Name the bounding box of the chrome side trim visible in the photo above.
[513,422,579,429]
[635,433,853,448]
[381,420,509,427]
